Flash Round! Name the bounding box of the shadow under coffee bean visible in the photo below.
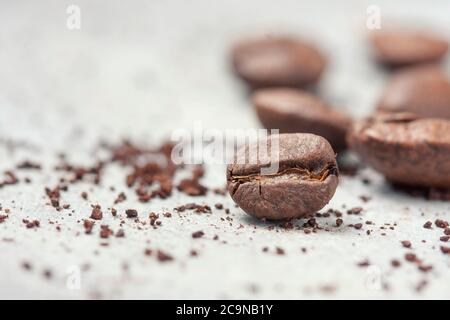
[252,88,352,153]
[227,133,339,220]
[348,114,450,188]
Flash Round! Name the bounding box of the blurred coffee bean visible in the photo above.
[231,36,325,89]
[252,88,352,152]
[348,113,450,188]
[370,30,448,67]
[377,65,450,119]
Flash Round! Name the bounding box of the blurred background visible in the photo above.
[1,0,449,145]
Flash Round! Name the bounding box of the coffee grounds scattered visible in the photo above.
[23,219,40,229]
[99,225,114,239]
[401,240,412,248]
[83,220,95,234]
[90,205,103,220]
[423,221,433,229]
[125,209,138,218]
[435,219,449,229]
[17,161,41,170]
[192,231,205,239]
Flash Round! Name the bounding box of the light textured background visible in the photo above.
[0,0,449,299]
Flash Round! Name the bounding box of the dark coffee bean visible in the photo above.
[252,88,352,152]
[370,30,448,67]
[231,36,325,89]
[226,133,338,220]
[377,65,450,119]
[348,114,450,188]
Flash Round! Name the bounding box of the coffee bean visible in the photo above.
[231,36,325,89]
[252,88,352,152]
[226,133,338,220]
[377,65,450,119]
[348,114,450,188]
[370,30,448,67]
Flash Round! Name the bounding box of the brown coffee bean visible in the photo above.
[377,65,450,119]
[348,114,450,188]
[231,36,326,89]
[252,88,352,152]
[227,133,338,220]
[370,30,448,67]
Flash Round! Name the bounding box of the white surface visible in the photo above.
[0,0,449,299]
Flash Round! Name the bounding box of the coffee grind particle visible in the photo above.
[359,195,372,203]
[435,219,449,229]
[23,219,40,229]
[174,203,211,214]
[115,229,125,238]
[391,259,401,268]
[418,265,433,273]
[357,260,370,267]
[405,253,419,263]
[192,231,205,239]
[177,178,207,196]
[125,209,138,218]
[43,269,53,279]
[416,280,428,293]
[354,223,363,230]
[401,240,412,248]
[423,221,433,229]
[83,220,94,234]
[157,250,174,262]
[441,246,450,255]
[114,192,127,204]
[21,261,32,271]
[90,205,103,220]
[0,171,19,188]
[45,186,61,209]
[190,250,199,257]
[99,225,113,239]
[17,161,41,170]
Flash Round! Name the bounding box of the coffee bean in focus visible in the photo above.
[227,133,339,220]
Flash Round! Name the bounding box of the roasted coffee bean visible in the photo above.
[252,88,352,152]
[348,114,450,188]
[377,65,450,119]
[231,36,326,89]
[370,30,448,67]
[227,133,339,220]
